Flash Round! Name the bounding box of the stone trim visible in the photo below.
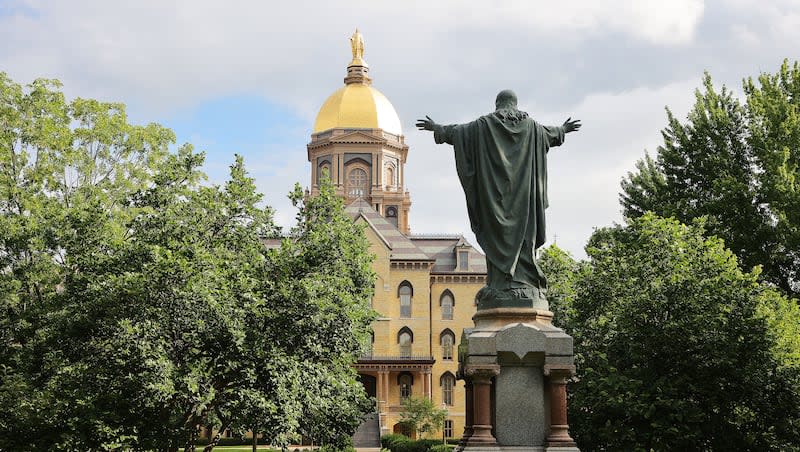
[432,274,487,284]
[391,261,434,270]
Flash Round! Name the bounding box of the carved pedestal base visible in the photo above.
[458,306,580,451]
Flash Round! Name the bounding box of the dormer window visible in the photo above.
[458,250,469,271]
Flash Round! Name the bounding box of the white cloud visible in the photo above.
[0,0,705,115]
[1,0,796,259]
[417,0,706,45]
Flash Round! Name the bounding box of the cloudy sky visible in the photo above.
[1,0,798,258]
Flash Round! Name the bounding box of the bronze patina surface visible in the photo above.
[417,91,581,310]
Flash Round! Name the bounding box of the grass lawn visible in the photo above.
[194,447,280,451]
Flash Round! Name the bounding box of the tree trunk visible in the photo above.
[252,427,258,452]
[203,420,231,452]
[184,425,198,452]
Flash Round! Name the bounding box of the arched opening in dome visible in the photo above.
[347,167,368,199]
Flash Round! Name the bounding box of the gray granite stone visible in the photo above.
[544,334,574,356]
[496,324,547,358]
[495,366,545,446]
[498,350,545,366]
[543,355,574,367]
[469,334,499,356]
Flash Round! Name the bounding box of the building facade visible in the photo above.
[308,31,487,440]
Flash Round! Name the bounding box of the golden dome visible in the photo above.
[313,84,402,135]
[313,29,402,136]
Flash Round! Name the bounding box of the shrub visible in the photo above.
[319,445,355,452]
[380,435,447,452]
[381,433,410,450]
[430,445,454,452]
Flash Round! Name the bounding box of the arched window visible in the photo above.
[398,373,413,400]
[440,291,454,320]
[441,372,455,406]
[361,330,374,357]
[385,165,395,187]
[398,281,413,318]
[347,167,368,198]
[394,422,413,437]
[398,327,413,358]
[440,329,455,361]
[318,162,331,183]
[385,205,398,227]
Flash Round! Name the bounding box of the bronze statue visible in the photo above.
[417,90,581,309]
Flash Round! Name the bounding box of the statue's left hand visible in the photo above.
[416,116,437,131]
[563,117,582,133]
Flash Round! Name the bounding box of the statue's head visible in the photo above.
[494,89,528,123]
[495,90,518,110]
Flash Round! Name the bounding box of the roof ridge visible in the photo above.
[408,233,464,239]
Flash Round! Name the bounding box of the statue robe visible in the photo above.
[434,113,565,290]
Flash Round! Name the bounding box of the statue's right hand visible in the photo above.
[563,117,582,133]
[416,116,437,131]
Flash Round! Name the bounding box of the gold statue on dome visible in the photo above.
[350,28,366,65]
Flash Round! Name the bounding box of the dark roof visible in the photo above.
[410,236,487,273]
[345,199,487,273]
[344,199,430,261]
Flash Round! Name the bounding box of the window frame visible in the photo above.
[317,161,332,184]
[399,373,413,400]
[440,329,455,361]
[440,290,454,320]
[458,249,470,271]
[346,166,369,198]
[441,372,455,406]
[398,327,414,358]
[399,281,413,318]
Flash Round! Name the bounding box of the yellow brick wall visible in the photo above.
[358,219,484,440]
[360,224,393,355]
[430,281,482,440]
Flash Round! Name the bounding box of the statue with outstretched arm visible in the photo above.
[416,89,581,309]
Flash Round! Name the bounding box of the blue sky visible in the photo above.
[1,0,799,258]
[155,96,307,185]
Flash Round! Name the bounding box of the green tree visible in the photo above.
[230,177,375,451]
[568,213,800,451]
[621,61,800,297]
[0,72,175,450]
[538,244,583,329]
[745,60,800,298]
[398,396,447,439]
[0,74,375,451]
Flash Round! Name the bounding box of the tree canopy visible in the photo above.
[562,214,800,451]
[621,60,800,298]
[398,396,447,439]
[0,73,375,452]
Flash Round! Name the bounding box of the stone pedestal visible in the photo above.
[465,366,500,447]
[457,307,579,452]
